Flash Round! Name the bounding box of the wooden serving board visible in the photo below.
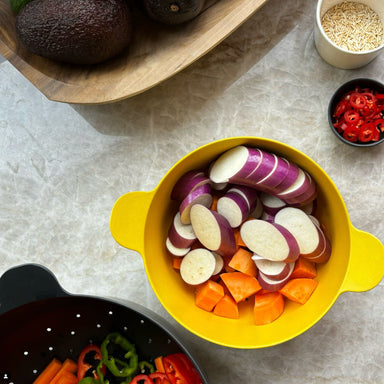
[0,0,269,104]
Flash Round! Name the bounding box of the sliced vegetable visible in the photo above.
[168,212,197,249]
[179,184,212,224]
[332,87,384,143]
[220,271,261,303]
[257,262,294,292]
[209,145,263,183]
[217,191,250,228]
[227,185,259,212]
[279,278,318,304]
[253,258,292,281]
[260,192,286,215]
[171,170,209,201]
[33,358,62,384]
[213,294,239,319]
[290,257,317,279]
[228,247,257,277]
[212,252,224,275]
[190,204,236,257]
[163,353,202,384]
[100,332,138,378]
[254,154,290,191]
[274,207,328,258]
[50,359,77,384]
[240,219,300,262]
[180,248,216,285]
[253,291,285,325]
[166,237,191,257]
[195,279,225,311]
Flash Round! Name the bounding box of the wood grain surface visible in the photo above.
[0,0,269,104]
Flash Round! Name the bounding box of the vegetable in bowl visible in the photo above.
[329,78,384,147]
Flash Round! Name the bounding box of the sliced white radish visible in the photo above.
[254,154,290,191]
[165,237,190,257]
[171,170,208,201]
[240,219,299,263]
[179,248,216,285]
[212,252,224,275]
[217,192,249,228]
[168,212,197,249]
[260,192,287,215]
[227,185,259,212]
[257,262,294,291]
[179,184,212,224]
[209,146,262,183]
[190,204,236,257]
[274,207,326,258]
[253,258,292,281]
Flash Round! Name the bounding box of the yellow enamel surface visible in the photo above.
[110,137,384,349]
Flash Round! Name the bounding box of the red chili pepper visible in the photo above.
[343,125,360,142]
[163,353,202,384]
[77,344,107,381]
[349,92,366,109]
[343,110,360,124]
[375,118,384,132]
[332,87,383,143]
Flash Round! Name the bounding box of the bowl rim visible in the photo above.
[328,77,384,147]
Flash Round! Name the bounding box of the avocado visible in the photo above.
[15,0,133,65]
[141,0,205,25]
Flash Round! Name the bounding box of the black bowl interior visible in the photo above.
[0,265,207,384]
[328,78,384,147]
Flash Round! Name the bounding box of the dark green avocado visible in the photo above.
[15,0,133,65]
[141,0,205,25]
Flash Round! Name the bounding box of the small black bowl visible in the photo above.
[328,78,384,147]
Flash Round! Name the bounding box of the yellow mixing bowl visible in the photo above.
[110,137,384,349]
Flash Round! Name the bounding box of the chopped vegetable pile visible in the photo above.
[332,86,384,143]
[33,332,203,384]
[166,146,332,325]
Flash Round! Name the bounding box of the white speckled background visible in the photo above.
[1,0,384,382]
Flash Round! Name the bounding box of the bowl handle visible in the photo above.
[110,190,155,254]
[0,264,69,315]
[340,226,384,293]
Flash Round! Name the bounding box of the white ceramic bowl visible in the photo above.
[314,0,384,69]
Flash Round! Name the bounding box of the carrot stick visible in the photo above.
[53,371,77,384]
[279,278,318,304]
[172,257,183,269]
[195,279,224,311]
[253,291,285,325]
[228,247,257,277]
[50,359,77,384]
[220,271,261,303]
[290,257,317,279]
[33,358,62,384]
[155,356,165,373]
[213,294,239,319]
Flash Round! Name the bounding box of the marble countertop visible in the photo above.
[1,0,384,382]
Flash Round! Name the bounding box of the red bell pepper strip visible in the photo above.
[77,344,107,381]
[129,374,154,384]
[163,354,202,384]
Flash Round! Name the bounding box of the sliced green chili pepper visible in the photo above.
[138,360,155,374]
[101,332,139,378]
